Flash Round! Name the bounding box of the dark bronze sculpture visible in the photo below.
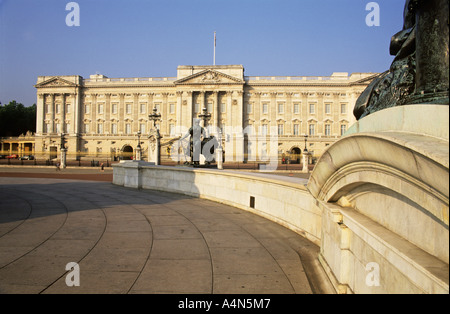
[180,119,218,166]
[354,0,449,120]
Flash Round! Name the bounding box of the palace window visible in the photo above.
[293,103,300,114]
[126,104,132,114]
[309,103,315,114]
[98,104,104,114]
[220,102,226,113]
[260,124,268,136]
[169,103,175,114]
[340,124,347,136]
[309,124,315,136]
[66,104,71,114]
[325,103,331,114]
[139,123,146,134]
[85,104,90,114]
[324,124,331,136]
[278,103,284,114]
[125,123,131,134]
[247,103,252,114]
[207,102,213,113]
[278,124,284,136]
[97,123,103,134]
[56,104,60,114]
[84,123,90,133]
[293,124,299,136]
[262,103,269,114]
[65,123,71,133]
[111,123,117,134]
[111,103,118,114]
[341,103,347,114]
[140,103,146,114]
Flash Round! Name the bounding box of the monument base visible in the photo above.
[308,104,449,294]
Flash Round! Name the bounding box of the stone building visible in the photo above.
[34,65,376,163]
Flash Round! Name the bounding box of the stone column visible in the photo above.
[105,93,111,135]
[73,91,81,135]
[147,92,154,135]
[118,93,125,133]
[49,94,55,133]
[186,91,193,130]
[270,92,277,130]
[212,91,219,135]
[161,93,168,135]
[36,93,45,134]
[91,94,97,134]
[301,92,309,135]
[133,93,139,133]
[61,93,66,133]
[317,92,324,136]
[234,90,245,162]
[286,92,293,135]
[176,91,183,135]
[333,92,340,135]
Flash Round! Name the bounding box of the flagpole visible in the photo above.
[213,31,216,66]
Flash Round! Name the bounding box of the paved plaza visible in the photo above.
[0,173,331,294]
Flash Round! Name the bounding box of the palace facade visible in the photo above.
[34,65,377,163]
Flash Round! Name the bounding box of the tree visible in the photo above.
[0,101,36,137]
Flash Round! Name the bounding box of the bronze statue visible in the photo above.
[354,0,449,120]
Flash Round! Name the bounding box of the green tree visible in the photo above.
[0,101,36,137]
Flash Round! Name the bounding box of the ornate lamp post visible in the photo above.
[136,131,142,161]
[148,105,162,165]
[60,133,67,169]
[149,106,161,128]
[303,134,308,154]
[302,134,309,173]
[198,107,211,131]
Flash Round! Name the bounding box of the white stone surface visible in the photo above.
[310,104,449,294]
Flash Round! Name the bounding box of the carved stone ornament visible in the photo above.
[201,71,221,83]
[48,80,68,86]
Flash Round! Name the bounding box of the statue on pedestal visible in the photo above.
[354,0,449,120]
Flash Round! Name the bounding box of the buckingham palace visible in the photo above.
[33,65,376,164]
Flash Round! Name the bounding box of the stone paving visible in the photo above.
[0,176,330,294]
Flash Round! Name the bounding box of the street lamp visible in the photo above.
[135,131,142,161]
[148,105,162,165]
[148,105,161,128]
[198,107,211,128]
[137,131,142,149]
[303,134,308,153]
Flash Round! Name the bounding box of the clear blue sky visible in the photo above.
[0,0,405,107]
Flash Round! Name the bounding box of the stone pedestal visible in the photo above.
[216,146,223,170]
[135,146,142,161]
[148,130,161,165]
[60,148,67,169]
[302,152,310,173]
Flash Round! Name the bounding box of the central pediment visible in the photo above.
[35,77,79,88]
[174,69,245,85]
